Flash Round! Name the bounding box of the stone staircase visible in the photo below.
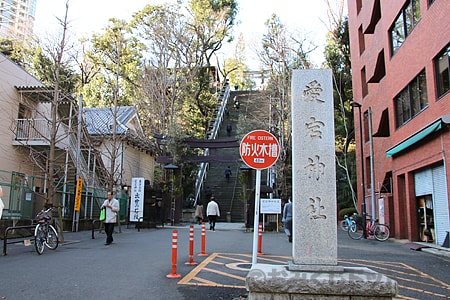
[202,89,272,223]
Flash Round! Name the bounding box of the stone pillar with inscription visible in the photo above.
[290,69,338,270]
[246,69,397,299]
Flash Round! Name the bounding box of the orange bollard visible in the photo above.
[166,230,182,278]
[257,223,264,255]
[185,225,198,265]
[198,222,208,257]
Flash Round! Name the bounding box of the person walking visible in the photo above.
[194,198,204,225]
[282,199,293,243]
[101,191,120,245]
[226,123,232,136]
[224,166,232,182]
[206,196,220,231]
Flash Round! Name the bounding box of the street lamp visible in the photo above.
[164,163,179,226]
[350,101,367,238]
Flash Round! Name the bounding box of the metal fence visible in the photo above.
[0,169,128,221]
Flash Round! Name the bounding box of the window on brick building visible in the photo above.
[394,69,428,128]
[435,44,450,98]
[361,67,368,97]
[363,110,369,143]
[428,0,435,6]
[365,156,371,189]
[380,171,392,193]
[356,0,362,14]
[390,0,421,55]
[358,26,365,54]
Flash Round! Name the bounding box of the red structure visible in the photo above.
[166,230,181,278]
[348,0,450,245]
[185,225,198,265]
[257,223,264,255]
[198,222,208,257]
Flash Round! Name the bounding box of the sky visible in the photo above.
[34,0,335,68]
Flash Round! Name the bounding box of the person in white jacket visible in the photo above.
[101,191,120,245]
[206,196,220,231]
[0,186,4,220]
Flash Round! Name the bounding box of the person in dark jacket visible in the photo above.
[224,166,232,182]
[282,199,293,242]
[226,123,232,136]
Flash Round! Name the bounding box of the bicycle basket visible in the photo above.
[36,212,51,223]
[353,214,363,225]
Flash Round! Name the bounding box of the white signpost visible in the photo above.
[130,177,145,222]
[240,130,280,264]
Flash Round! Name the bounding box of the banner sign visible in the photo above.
[74,177,83,211]
[130,177,145,222]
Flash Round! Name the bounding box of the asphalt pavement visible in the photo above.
[1,222,449,300]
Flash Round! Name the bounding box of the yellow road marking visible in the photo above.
[193,276,218,285]
[399,284,450,299]
[257,256,289,264]
[216,254,249,263]
[401,262,450,289]
[226,262,251,271]
[394,295,418,300]
[178,253,218,285]
[203,267,246,281]
[391,274,450,290]
[178,253,450,298]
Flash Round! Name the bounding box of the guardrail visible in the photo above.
[3,225,36,256]
[91,219,103,239]
[194,83,231,203]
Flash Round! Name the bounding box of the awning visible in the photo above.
[386,118,447,157]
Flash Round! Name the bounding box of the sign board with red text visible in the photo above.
[240,130,280,170]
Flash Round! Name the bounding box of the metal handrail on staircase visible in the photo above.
[194,83,231,204]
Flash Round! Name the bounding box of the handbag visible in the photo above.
[99,207,106,221]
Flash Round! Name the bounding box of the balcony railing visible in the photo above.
[15,119,50,142]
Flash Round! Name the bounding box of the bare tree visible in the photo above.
[323,0,358,211]
[14,1,78,207]
[255,14,316,199]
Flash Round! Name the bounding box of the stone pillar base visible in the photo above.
[246,264,398,299]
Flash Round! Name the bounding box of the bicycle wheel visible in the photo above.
[348,223,364,240]
[34,224,45,255]
[45,225,59,250]
[340,220,349,231]
[374,224,390,241]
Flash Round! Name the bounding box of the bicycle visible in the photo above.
[340,213,357,231]
[34,207,59,255]
[348,216,390,241]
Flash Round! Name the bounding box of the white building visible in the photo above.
[0,52,156,222]
[0,0,36,40]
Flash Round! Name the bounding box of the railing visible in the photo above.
[15,119,104,192]
[15,119,50,141]
[194,83,231,203]
[3,225,36,256]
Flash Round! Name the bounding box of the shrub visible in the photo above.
[339,207,358,219]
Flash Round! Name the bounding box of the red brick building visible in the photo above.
[348,0,450,245]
